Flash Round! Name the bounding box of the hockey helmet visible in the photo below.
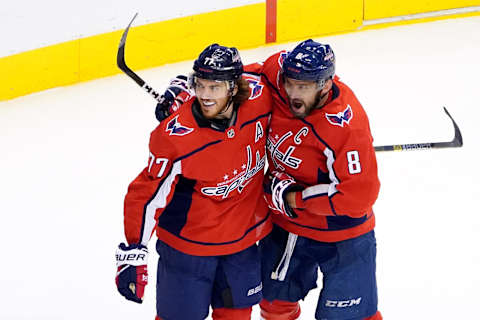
[193,44,243,82]
[282,39,335,86]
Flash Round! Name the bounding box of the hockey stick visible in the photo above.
[117,13,162,102]
[374,107,463,152]
[117,15,463,152]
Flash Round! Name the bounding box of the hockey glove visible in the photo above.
[264,171,304,219]
[115,242,148,303]
[155,75,193,121]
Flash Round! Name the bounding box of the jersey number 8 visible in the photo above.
[346,150,361,174]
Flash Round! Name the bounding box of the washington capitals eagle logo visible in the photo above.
[325,105,353,127]
[247,79,264,100]
[166,115,194,136]
[278,51,288,67]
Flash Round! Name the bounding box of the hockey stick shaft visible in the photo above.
[117,13,163,102]
[117,16,463,152]
[374,107,463,152]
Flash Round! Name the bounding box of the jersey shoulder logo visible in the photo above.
[278,51,288,68]
[166,115,194,136]
[325,105,353,127]
[247,79,264,100]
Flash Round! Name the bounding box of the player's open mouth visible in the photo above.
[290,100,305,111]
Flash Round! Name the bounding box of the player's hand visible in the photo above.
[264,171,303,218]
[115,242,149,303]
[155,75,193,121]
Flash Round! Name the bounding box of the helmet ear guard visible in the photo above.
[315,78,329,90]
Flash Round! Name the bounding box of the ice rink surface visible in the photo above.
[1,16,479,319]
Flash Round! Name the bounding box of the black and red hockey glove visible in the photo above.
[155,75,193,121]
[115,242,148,303]
[264,170,304,219]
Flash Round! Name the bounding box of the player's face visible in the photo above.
[194,78,233,119]
[284,78,322,118]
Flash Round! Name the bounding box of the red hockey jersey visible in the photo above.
[245,52,380,242]
[123,74,273,256]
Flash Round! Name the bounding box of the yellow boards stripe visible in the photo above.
[276,0,363,42]
[0,3,265,101]
[364,0,480,20]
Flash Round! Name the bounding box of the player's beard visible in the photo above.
[199,98,233,119]
[288,91,323,119]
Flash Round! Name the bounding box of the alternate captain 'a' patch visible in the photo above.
[247,79,264,100]
[166,115,194,136]
[325,105,353,127]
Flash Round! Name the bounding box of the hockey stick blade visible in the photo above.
[117,13,162,102]
[374,107,463,152]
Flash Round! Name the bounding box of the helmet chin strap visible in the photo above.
[314,78,331,108]
[218,99,233,115]
[217,82,236,116]
[319,90,329,100]
[312,91,329,110]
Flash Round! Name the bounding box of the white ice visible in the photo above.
[1,16,479,319]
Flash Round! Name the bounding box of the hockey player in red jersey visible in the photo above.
[245,39,382,320]
[115,44,273,320]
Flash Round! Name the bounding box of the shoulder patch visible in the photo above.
[278,51,288,68]
[247,79,264,100]
[325,105,353,127]
[166,115,194,136]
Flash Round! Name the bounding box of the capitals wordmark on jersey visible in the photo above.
[201,144,266,199]
[266,127,308,171]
